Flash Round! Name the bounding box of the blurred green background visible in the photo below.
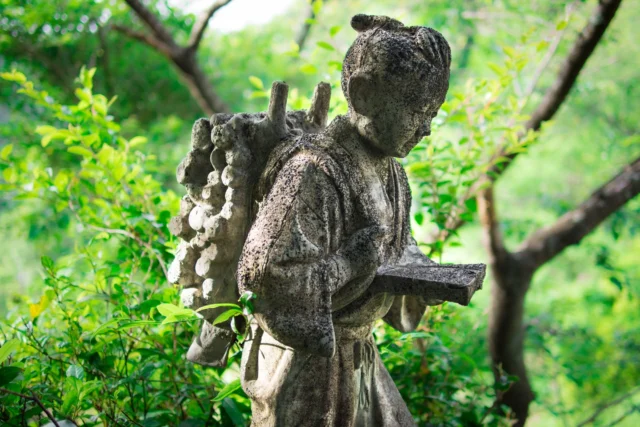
[0,0,638,426]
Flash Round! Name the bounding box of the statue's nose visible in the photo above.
[419,121,431,137]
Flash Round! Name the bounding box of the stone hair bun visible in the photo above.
[350,14,404,32]
[415,27,452,69]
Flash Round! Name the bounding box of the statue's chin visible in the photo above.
[394,137,421,158]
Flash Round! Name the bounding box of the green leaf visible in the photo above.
[502,46,516,58]
[329,26,341,37]
[35,125,58,135]
[248,76,264,90]
[249,90,270,99]
[328,60,343,71]
[222,397,246,425]
[94,231,110,240]
[536,40,550,52]
[157,303,198,324]
[116,320,160,331]
[81,67,97,89]
[129,136,147,148]
[67,146,94,158]
[0,144,13,160]
[0,70,27,83]
[195,303,241,313]
[414,212,424,225]
[0,339,20,364]
[41,255,54,272]
[621,135,640,147]
[66,364,85,380]
[556,20,567,30]
[38,129,71,147]
[464,198,477,214]
[212,308,243,325]
[156,303,182,316]
[487,62,506,77]
[90,318,121,337]
[0,366,22,386]
[300,64,318,75]
[213,379,241,402]
[312,0,323,16]
[61,377,80,415]
[75,88,92,103]
[316,41,335,51]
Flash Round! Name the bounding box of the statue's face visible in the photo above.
[372,86,443,158]
[349,73,446,158]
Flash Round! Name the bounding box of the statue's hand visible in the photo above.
[328,224,390,292]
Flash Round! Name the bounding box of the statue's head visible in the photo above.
[342,14,451,158]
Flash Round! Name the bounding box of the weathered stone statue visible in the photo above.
[169,14,485,426]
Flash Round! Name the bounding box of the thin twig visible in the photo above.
[523,1,580,105]
[110,24,173,57]
[0,388,60,427]
[577,387,640,426]
[188,0,233,50]
[87,225,168,280]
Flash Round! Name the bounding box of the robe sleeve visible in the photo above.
[238,153,377,357]
[382,157,443,332]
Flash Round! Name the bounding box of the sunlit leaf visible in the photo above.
[0,339,20,364]
[213,378,241,402]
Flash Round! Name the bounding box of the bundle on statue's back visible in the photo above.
[168,80,332,366]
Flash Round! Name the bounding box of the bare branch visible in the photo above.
[111,24,173,57]
[577,387,640,426]
[123,0,177,47]
[113,1,232,114]
[477,186,508,263]
[188,0,233,50]
[295,2,316,51]
[0,388,60,427]
[492,0,623,178]
[523,1,580,102]
[525,0,622,132]
[433,0,623,245]
[488,0,622,181]
[519,156,640,268]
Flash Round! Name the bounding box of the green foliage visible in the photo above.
[0,70,248,426]
[377,306,516,426]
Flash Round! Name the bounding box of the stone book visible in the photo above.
[371,263,486,306]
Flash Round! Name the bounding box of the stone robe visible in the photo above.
[237,117,431,426]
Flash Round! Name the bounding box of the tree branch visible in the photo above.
[489,0,623,180]
[188,0,232,50]
[477,185,508,263]
[111,24,173,57]
[523,1,580,102]
[295,2,316,51]
[519,155,640,268]
[577,387,640,426]
[0,388,60,427]
[433,0,623,245]
[122,0,177,47]
[114,0,232,114]
[525,0,622,133]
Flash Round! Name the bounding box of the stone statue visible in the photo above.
[169,14,485,426]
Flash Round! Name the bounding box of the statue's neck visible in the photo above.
[326,115,390,184]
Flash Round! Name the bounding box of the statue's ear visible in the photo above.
[348,72,375,117]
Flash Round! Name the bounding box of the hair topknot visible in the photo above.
[350,14,404,32]
[342,14,451,106]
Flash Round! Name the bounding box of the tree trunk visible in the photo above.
[480,156,640,425]
[488,256,535,426]
[174,51,228,117]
